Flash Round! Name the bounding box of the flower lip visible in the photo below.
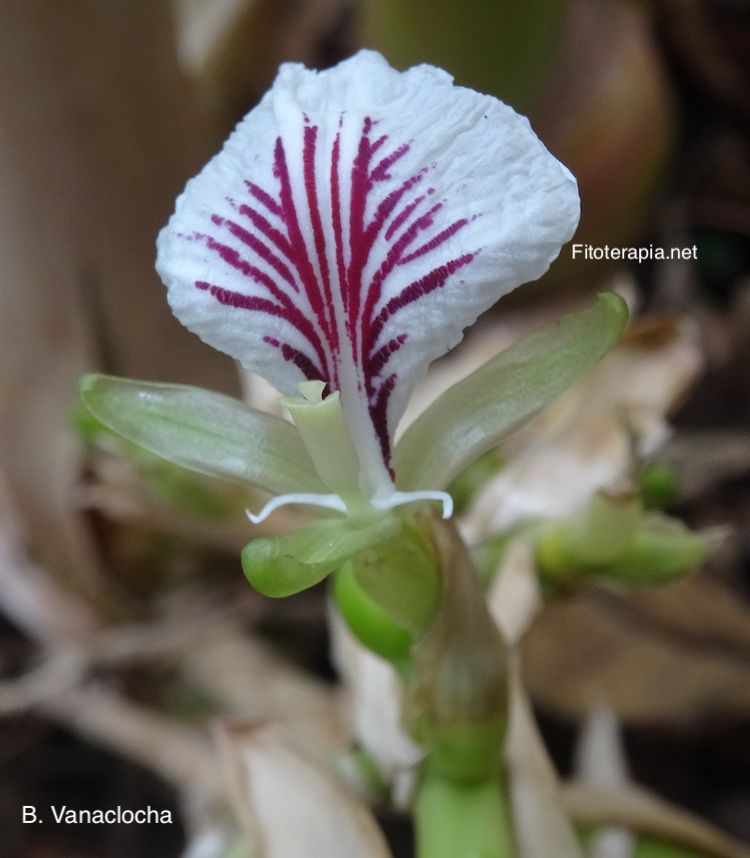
[157,49,580,521]
[251,379,455,524]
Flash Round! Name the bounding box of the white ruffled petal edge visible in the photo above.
[157,50,579,505]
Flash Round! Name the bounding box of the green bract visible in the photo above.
[395,293,628,492]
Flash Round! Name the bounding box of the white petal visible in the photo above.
[157,50,579,498]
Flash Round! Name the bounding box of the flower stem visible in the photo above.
[415,760,515,858]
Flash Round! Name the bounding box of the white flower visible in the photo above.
[156,50,580,523]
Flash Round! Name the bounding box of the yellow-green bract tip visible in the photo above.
[596,291,629,329]
[77,372,102,397]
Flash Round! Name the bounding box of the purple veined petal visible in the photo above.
[157,50,580,504]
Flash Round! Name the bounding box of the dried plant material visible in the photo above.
[185,631,346,754]
[521,575,750,722]
[465,318,702,536]
[173,0,346,122]
[240,370,289,419]
[487,539,542,647]
[79,446,303,551]
[490,529,578,858]
[181,828,248,858]
[534,0,675,281]
[661,430,750,501]
[398,324,516,433]
[43,684,217,808]
[576,707,630,793]
[505,665,584,858]
[562,782,750,858]
[330,611,422,803]
[0,2,230,587]
[0,470,99,642]
[173,0,255,74]
[0,648,87,715]
[575,708,635,858]
[217,722,393,858]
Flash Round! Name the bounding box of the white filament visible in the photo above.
[246,493,348,524]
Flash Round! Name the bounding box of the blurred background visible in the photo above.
[0,1,748,856]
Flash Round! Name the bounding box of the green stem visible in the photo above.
[415,761,515,858]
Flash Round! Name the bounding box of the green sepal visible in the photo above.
[242,515,399,598]
[75,398,248,520]
[395,293,629,492]
[78,374,326,498]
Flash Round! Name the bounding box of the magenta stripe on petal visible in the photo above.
[192,114,481,475]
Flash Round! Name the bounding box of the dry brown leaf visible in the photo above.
[522,574,750,723]
[534,0,675,287]
[0,470,99,642]
[488,539,542,648]
[663,431,750,502]
[0,2,233,587]
[217,722,393,858]
[185,630,346,755]
[173,0,347,131]
[44,684,217,805]
[505,663,584,858]
[562,782,750,858]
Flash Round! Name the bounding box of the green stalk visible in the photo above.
[335,514,515,857]
[415,760,515,858]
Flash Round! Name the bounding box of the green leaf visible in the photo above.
[79,374,326,497]
[242,515,399,598]
[395,293,628,492]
